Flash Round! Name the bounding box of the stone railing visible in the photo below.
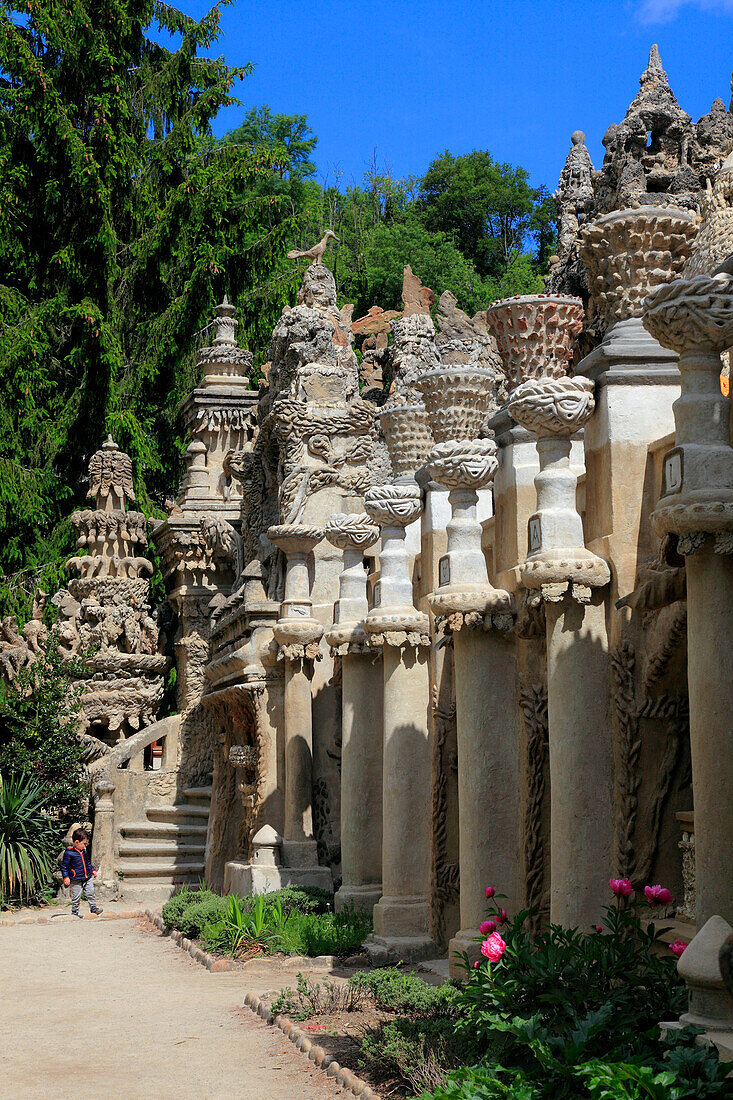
[91,714,182,894]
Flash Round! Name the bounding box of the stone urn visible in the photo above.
[485,294,584,391]
[580,206,697,337]
[378,402,433,481]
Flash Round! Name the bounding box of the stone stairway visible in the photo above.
[117,786,212,904]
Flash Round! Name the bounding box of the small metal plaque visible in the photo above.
[663,449,683,495]
[373,581,381,607]
[528,516,542,553]
[333,603,340,624]
[438,556,450,587]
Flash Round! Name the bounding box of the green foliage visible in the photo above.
[161,884,365,958]
[0,639,88,823]
[271,971,364,1019]
[294,909,372,957]
[223,105,317,181]
[160,883,196,928]
[349,967,461,1018]
[360,1018,475,1096]
[420,892,733,1100]
[419,150,549,281]
[0,0,301,621]
[0,772,56,902]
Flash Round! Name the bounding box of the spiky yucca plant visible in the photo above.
[0,773,55,902]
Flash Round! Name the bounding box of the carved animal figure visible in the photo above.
[287,230,339,266]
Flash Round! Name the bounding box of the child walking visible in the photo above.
[61,828,103,919]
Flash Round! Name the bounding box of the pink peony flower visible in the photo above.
[669,940,688,957]
[480,920,497,935]
[484,886,495,898]
[609,877,633,897]
[473,960,481,969]
[480,932,507,962]
[497,908,508,925]
[644,884,673,907]
[593,925,603,933]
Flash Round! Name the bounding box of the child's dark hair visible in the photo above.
[72,828,89,843]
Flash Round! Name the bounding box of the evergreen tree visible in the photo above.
[0,0,300,619]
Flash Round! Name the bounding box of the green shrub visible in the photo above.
[174,890,229,938]
[161,885,197,929]
[420,887,733,1100]
[0,772,56,902]
[359,1018,476,1096]
[271,972,364,1019]
[349,967,461,1018]
[265,885,333,916]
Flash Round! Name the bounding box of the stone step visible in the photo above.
[119,822,208,840]
[145,805,210,825]
[118,840,205,859]
[117,860,205,879]
[116,882,181,905]
[183,786,212,803]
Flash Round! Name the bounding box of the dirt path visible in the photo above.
[0,918,344,1099]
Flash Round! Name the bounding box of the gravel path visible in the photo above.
[0,917,344,1099]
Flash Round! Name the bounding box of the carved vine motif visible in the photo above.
[634,694,688,885]
[519,681,549,934]
[430,667,458,949]
[279,466,372,525]
[611,641,641,879]
[611,636,689,883]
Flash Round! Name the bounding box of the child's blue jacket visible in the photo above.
[60,847,95,881]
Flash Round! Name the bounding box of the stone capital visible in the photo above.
[267,523,323,555]
[324,512,379,552]
[643,273,733,355]
[508,376,595,438]
[378,402,433,480]
[364,482,423,530]
[426,438,498,491]
[580,207,697,333]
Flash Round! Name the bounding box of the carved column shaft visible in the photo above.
[325,513,383,914]
[644,274,733,932]
[364,483,434,958]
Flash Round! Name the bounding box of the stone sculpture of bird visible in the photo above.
[287,229,339,266]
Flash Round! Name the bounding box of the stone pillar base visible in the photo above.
[281,838,321,868]
[335,882,382,914]
[448,928,482,979]
[373,893,430,938]
[224,861,333,897]
[364,933,437,966]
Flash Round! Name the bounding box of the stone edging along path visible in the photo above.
[243,991,378,1100]
[145,909,379,1098]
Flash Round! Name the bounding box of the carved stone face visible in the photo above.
[427,439,498,491]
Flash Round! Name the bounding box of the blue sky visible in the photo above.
[186,0,733,194]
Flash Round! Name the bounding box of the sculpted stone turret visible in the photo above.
[547,45,733,311]
[53,437,166,741]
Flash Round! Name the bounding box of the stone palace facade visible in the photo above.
[11,46,732,1049]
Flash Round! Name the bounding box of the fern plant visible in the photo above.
[0,772,56,902]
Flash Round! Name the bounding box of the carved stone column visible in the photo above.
[325,513,383,914]
[268,523,333,889]
[416,365,521,973]
[508,372,613,928]
[644,275,733,933]
[364,482,435,960]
